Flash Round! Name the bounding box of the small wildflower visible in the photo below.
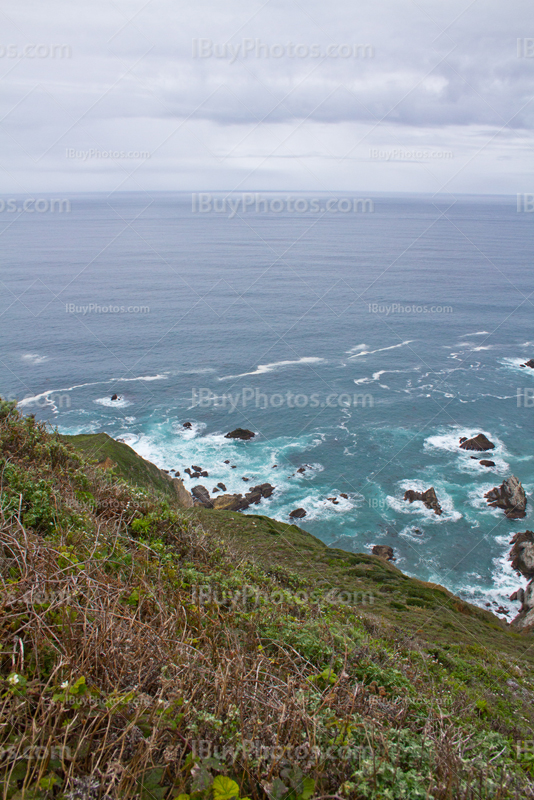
[8,673,21,685]
[61,681,69,689]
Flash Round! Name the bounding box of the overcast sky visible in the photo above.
[1,0,533,194]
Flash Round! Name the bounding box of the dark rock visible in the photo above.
[231,465,236,469]
[111,394,119,401]
[225,428,255,440]
[184,468,192,476]
[372,545,395,561]
[191,472,201,479]
[327,497,337,502]
[173,470,180,476]
[297,467,306,473]
[191,485,213,508]
[459,433,495,451]
[163,469,169,473]
[404,487,443,515]
[509,531,534,578]
[191,465,202,473]
[340,493,348,499]
[242,477,250,482]
[272,464,277,468]
[459,437,467,443]
[480,460,496,467]
[183,422,192,429]
[289,508,307,519]
[224,460,230,464]
[510,588,525,603]
[522,359,534,368]
[217,482,227,491]
[496,606,509,615]
[201,471,209,478]
[470,456,479,460]
[212,487,220,493]
[485,476,527,519]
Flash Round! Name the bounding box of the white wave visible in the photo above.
[21,353,48,365]
[94,397,131,408]
[462,331,490,337]
[115,374,167,382]
[345,343,368,355]
[398,525,429,543]
[220,357,325,380]
[348,340,413,359]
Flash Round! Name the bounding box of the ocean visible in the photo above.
[1,192,533,614]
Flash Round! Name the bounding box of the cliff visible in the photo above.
[1,400,533,799]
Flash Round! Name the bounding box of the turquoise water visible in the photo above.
[1,192,533,613]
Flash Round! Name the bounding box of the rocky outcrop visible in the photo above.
[191,485,213,508]
[210,483,275,512]
[485,476,527,519]
[183,422,192,429]
[459,433,495,451]
[509,531,534,631]
[479,460,496,467]
[289,508,307,519]
[372,545,395,561]
[520,359,534,368]
[225,428,255,440]
[404,487,443,515]
[111,394,119,401]
[509,530,534,578]
[172,478,193,508]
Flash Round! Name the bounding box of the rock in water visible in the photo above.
[372,545,395,561]
[289,508,306,519]
[225,428,255,440]
[479,460,496,467]
[217,482,227,491]
[509,530,534,578]
[460,433,494,451]
[111,394,119,401]
[403,487,443,515]
[508,531,534,631]
[522,359,534,368]
[459,433,495,451]
[484,476,527,519]
[183,422,192,429]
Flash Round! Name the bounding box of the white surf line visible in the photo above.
[348,340,413,358]
[219,357,325,380]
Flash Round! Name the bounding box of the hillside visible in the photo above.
[2,399,534,799]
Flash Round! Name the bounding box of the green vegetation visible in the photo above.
[1,398,534,799]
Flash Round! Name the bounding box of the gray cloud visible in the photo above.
[0,0,533,193]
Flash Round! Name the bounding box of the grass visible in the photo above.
[1,399,534,800]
